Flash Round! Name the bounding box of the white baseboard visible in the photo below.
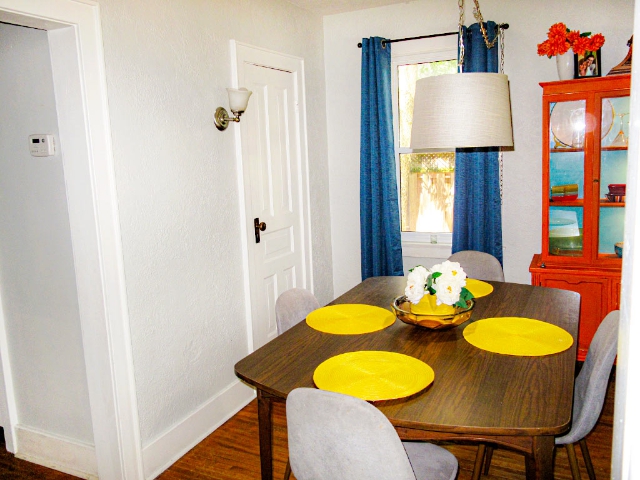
[142,379,256,479]
[14,425,98,479]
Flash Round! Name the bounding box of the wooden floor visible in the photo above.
[0,379,615,479]
[0,428,76,479]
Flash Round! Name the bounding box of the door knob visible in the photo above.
[254,217,267,243]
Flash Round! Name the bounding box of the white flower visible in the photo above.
[433,279,463,306]
[405,266,428,304]
[404,261,471,307]
[424,260,469,306]
[408,265,429,285]
[438,272,466,293]
[433,261,467,283]
[405,282,425,304]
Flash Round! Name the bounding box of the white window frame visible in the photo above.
[391,36,458,257]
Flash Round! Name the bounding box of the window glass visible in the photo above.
[399,152,455,233]
[398,61,457,148]
[395,59,457,236]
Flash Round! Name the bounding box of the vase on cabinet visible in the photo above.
[556,51,574,80]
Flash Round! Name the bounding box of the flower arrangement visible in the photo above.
[405,261,474,309]
[537,23,605,57]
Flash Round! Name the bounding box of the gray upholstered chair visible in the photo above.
[474,310,619,480]
[286,388,458,480]
[275,288,320,480]
[448,250,504,282]
[275,288,320,335]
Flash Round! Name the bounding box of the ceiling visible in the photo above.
[286,0,411,15]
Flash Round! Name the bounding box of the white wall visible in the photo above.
[324,0,634,296]
[0,24,93,442]
[93,0,332,462]
[613,4,640,477]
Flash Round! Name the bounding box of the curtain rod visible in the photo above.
[357,24,509,48]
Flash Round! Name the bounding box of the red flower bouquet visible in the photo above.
[538,23,605,57]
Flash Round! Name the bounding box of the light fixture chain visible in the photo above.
[472,0,499,49]
[498,23,505,202]
[500,27,505,73]
[458,0,465,72]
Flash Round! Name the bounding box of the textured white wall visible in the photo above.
[94,0,331,444]
[324,0,634,295]
[0,23,93,442]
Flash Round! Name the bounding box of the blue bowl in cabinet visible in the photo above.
[615,242,623,258]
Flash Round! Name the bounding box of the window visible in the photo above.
[391,38,458,247]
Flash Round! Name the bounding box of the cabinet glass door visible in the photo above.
[548,99,586,257]
[599,95,628,257]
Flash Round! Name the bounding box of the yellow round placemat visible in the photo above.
[465,279,494,298]
[463,317,573,356]
[313,351,434,401]
[306,304,395,334]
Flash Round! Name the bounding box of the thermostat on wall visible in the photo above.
[28,134,56,157]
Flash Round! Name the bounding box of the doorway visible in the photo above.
[0,20,93,459]
[0,1,143,478]
[232,42,313,351]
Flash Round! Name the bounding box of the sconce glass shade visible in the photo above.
[227,87,252,114]
[410,72,513,149]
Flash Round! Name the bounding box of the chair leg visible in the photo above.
[284,458,291,480]
[565,443,583,480]
[483,446,494,475]
[472,444,486,480]
[579,438,596,480]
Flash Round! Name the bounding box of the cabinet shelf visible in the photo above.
[550,147,583,153]
[550,146,628,153]
[549,199,626,207]
[600,199,625,207]
[550,199,583,207]
[599,253,623,259]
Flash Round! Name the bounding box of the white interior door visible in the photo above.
[234,44,312,351]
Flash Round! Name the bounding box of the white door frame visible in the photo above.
[0,1,143,478]
[230,41,314,352]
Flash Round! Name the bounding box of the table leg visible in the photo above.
[525,436,555,480]
[257,390,274,480]
[472,444,486,480]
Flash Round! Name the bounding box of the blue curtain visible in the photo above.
[452,22,504,265]
[360,37,404,280]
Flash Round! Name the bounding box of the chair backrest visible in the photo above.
[286,388,417,480]
[448,250,504,282]
[275,288,320,334]
[556,310,619,445]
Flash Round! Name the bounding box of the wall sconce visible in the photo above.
[214,87,252,131]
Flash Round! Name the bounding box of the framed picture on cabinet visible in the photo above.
[574,50,601,78]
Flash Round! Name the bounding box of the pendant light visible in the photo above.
[410,0,513,149]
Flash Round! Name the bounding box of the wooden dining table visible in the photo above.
[234,276,580,480]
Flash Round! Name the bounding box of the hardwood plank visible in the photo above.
[0,377,614,479]
[160,377,614,480]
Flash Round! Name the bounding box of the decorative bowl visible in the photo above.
[391,295,475,330]
[615,242,623,258]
